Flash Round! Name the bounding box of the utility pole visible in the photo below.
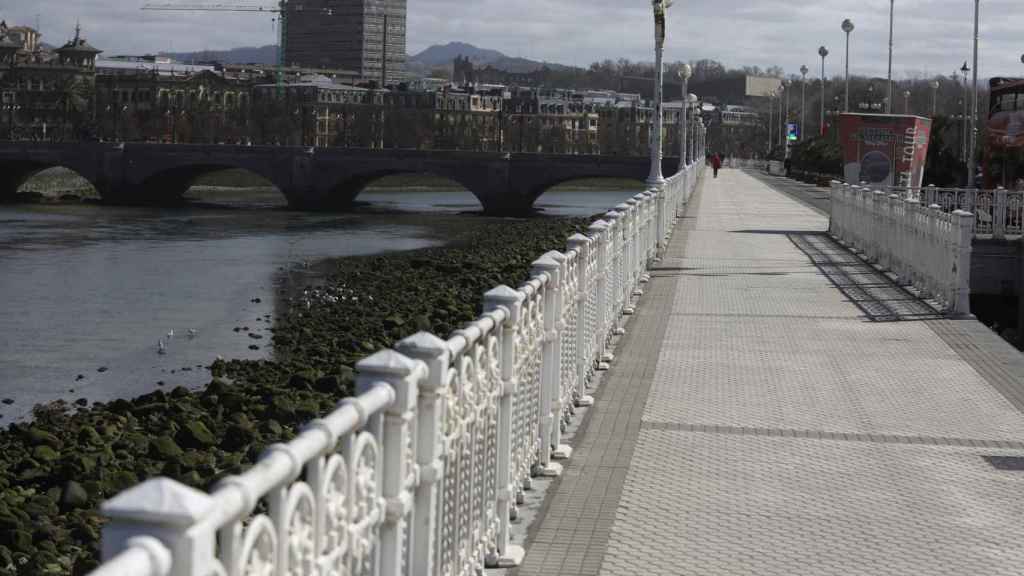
[887,0,894,114]
[968,0,980,188]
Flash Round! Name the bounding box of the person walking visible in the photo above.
[711,153,722,178]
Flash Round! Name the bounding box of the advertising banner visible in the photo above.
[839,114,932,188]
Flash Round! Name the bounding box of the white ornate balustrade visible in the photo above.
[88,161,705,576]
[829,181,974,316]
[878,185,1024,239]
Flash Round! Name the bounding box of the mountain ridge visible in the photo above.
[160,41,568,76]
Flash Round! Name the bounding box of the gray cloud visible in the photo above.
[3,0,1022,80]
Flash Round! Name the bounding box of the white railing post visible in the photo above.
[567,234,595,407]
[531,254,562,476]
[889,194,904,284]
[952,210,975,315]
[99,478,217,576]
[394,333,451,576]
[655,183,666,253]
[479,288,529,567]
[882,189,893,269]
[587,220,610,370]
[604,210,626,334]
[540,250,572,461]
[355,350,425,576]
[994,187,1008,240]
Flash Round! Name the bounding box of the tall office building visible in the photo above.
[284,0,406,86]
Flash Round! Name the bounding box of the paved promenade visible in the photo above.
[515,169,1024,576]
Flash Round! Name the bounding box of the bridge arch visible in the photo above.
[328,169,487,211]
[531,176,649,216]
[0,161,100,203]
[133,163,290,206]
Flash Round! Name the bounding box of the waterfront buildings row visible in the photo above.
[0,21,710,156]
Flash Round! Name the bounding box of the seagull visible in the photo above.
[166,329,175,340]
[158,340,167,355]
[187,329,197,339]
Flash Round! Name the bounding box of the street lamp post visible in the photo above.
[887,0,894,114]
[768,94,774,157]
[782,81,789,148]
[679,63,692,171]
[968,0,980,188]
[930,80,940,116]
[961,63,970,163]
[647,0,671,191]
[842,19,855,112]
[904,90,911,115]
[818,46,829,137]
[800,65,808,140]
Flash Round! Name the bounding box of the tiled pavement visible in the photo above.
[513,169,1024,576]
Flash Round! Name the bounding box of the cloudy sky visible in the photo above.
[3,0,1022,80]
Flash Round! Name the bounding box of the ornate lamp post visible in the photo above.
[679,63,692,170]
[647,0,672,191]
[904,89,911,115]
[842,19,855,112]
[930,80,940,116]
[818,46,829,136]
[800,65,809,140]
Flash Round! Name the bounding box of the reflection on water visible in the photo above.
[0,185,642,420]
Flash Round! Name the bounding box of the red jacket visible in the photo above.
[711,156,722,169]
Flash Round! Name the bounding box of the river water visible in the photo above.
[0,186,641,421]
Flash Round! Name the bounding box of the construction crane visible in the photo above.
[141,2,334,96]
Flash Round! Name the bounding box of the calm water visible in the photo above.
[0,186,640,421]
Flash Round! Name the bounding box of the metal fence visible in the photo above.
[829,181,974,315]
[88,162,705,576]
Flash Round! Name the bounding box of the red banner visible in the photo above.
[839,114,931,188]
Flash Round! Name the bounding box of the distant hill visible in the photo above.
[163,41,569,76]
[162,45,278,65]
[407,41,570,77]
[409,42,506,68]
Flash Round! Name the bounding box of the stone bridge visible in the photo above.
[0,143,679,215]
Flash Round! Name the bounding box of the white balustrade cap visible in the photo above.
[356,349,420,377]
[396,331,450,356]
[532,254,561,270]
[484,284,523,303]
[567,233,590,245]
[102,478,215,527]
[588,220,609,230]
[543,250,566,263]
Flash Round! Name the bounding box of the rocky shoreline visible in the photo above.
[0,215,593,575]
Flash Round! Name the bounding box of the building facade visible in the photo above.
[284,0,406,86]
[1,22,101,141]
